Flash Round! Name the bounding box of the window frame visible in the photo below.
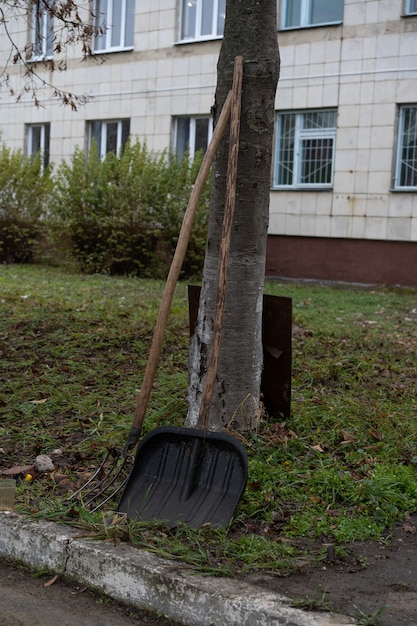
[30,2,54,60]
[405,0,417,15]
[179,0,225,43]
[281,0,344,30]
[394,105,417,190]
[88,119,130,158]
[25,123,50,169]
[273,109,338,190]
[93,0,135,54]
[174,115,213,160]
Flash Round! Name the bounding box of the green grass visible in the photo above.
[1,264,417,577]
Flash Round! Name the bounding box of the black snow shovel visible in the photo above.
[117,56,248,528]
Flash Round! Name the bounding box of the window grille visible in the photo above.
[395,106,417,189]
[274,110,337,188]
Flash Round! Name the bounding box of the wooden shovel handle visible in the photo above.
[197,56,244,430]
[124,89,234,452]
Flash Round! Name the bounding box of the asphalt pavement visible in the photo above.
[0,512,355,625]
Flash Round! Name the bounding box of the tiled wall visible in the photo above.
[1,1,416,244]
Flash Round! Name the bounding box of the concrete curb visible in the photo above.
[0,512,355,626]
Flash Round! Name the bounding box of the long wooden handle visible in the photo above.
[124,89,234,452]
[197,55,244,430]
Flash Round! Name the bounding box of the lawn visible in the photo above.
[1,264,417,576]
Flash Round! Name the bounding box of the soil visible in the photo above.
[0,557,181,626]
[244,514,417,625]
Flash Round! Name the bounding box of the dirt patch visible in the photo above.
[0,557,181,626]
[244,515,417,625]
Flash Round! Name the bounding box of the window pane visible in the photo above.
[407,0,417,14]
[182,0,197,39]
[31,126,42,154]
[176,118,191,157]
[303,110,337,130]
[310,0,343,25]
[284,0,302,28]
[121,119,130,148]
[43,124,50,168]
[106,122,119,153]
[301,138,333,184]
[195,119,209,153]
[94,0,107,51]
[27,124,50,168]
[217,0,226,35]
[111,0,122,47]
[32,6,53,57]
[125,0,135,46]
[277,114,296,185]
[46,12,54,56]
[90,121,102,153]
[399,107,417,187]
[201,0,214,36]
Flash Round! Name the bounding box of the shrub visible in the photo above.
[49,142,210,279]
[0,144,52,263]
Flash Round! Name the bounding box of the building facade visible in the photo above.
[1,0,417,286]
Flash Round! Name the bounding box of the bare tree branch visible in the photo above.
[0,1,105,108]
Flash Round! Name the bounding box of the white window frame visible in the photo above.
[179,0,225,42]
[88,119,130,158]
[405,0,417,15]
[174,116,213,160]
[281,0,344,30]
[30,3,54,60]
[273,110,337,190]
[93,0,135,53]
[25,123,50,169]
[394,105,417,190]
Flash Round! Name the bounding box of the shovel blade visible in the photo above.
[117,426,247,528]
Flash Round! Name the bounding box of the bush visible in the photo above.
[0,144,52,263]
[49,141,210,279]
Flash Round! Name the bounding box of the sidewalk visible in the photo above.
[0,512,355,626]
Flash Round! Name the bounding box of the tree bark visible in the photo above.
[187,0,280,431]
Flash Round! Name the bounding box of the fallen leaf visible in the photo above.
[29,399,48,405]
[44,574,59,587]
[402,523,416,534]
[1,464,35,476]
[312,444,325,453]
[368,429,383,441]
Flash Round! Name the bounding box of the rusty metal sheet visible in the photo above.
[188,286,292,419]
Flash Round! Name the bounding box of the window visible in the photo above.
[273,110,337,189]
[281,0,343,29]
[88,120,130,157]
[394,106,417,189]
[175,116,212,159]
[180,0,226,41]
[30,2,54,59]
[93,0,135,52]
[25,124,50,169]
[405,0,417,15]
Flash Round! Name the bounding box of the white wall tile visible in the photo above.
[314,216,331,237]
[387,218,413,240]
[351,216,366,238]
[331,216,352,238]
[364,216,388,239]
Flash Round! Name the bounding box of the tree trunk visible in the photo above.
[187,0,280,431]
